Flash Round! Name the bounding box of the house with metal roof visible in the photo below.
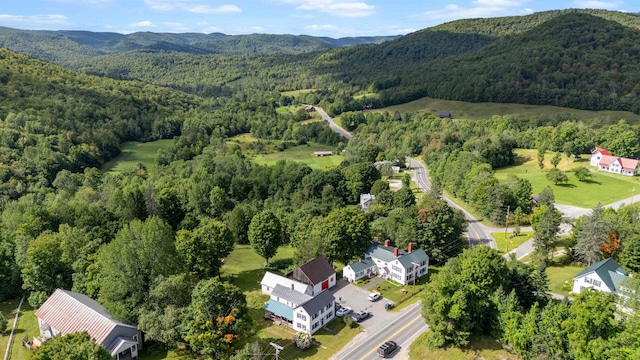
[286,256,336,295]
[343,240,429,285]
[261,258,336,334]
[572,258,631,295]
[590,147,639,176]
[34,289,141,359]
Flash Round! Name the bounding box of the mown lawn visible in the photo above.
[495,149,640,208]
[409,334,519,360]
[0,298,20,358]
[546,265,586,297]
[2,300,37,360]
[253,143,343,170]
[280,89,318,97]
[373,96,640,123]
[101,139,175,173]
[492,231,533,253]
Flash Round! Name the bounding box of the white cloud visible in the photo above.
[144,0,241,14]
[126,20,190,32]
[0,14,69,27]
[279,0,375,17]
[572,0,623,8]
[305,24,338,31]
[419,0,532,22]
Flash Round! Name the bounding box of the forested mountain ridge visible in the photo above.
[0,26,399,65]
[0,48,201,195]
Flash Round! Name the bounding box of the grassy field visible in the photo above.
[253,143,343,170]
[0,299,37,360]
[356,267,438,310]
[492,231,533,253]
[495,149,640,207]
[546,265,585,297]
[280,89,318,97]
[101,139,174,173]
[373,96,640,123]
[409,334,519,360]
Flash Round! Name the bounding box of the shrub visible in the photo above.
[343,315,357,328]
[0,311,7,335]
[293,332,312,350]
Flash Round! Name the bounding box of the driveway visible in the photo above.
[330,280,398,332]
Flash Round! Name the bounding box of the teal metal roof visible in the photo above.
[574,258,629,293]
[347,259,376,273]
[264,300,293,320]
[364,243,429,268]
[397,249,429,269]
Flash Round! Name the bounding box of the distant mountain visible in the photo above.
[0,27,400,65]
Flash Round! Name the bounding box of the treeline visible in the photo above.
[422,246,640,359]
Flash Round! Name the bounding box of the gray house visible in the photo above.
[34,289,141,359]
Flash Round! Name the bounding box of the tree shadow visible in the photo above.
[580,179,601,185]
[557,183,577,188]
[512,154,530,166]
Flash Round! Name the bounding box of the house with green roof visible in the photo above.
[572,257,630,295]
[343,240,429,285]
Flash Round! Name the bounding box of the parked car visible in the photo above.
[368,292,381,302]
[384,301,395,310]
[377,341,398,358]
[350,310,370,322]
[336,306,352,317]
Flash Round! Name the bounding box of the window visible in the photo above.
[312,322,319,330]
[593,280,602,287]
[296,323,307,331]
[312,313,319,320]
[326,312,333,319]
[297,313,306,321]
[584,277,592,284]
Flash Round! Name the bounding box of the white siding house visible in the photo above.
[590,147,639,176]
[34,289,141,359]
[572,258,630,295]
[343,241,429,286]
[261,257,337,334]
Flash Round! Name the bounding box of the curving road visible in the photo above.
[407,158,497,249]
[313,106,352,140]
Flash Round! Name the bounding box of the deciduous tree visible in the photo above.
[248,211,283,266]
[32,332,111,360]
[180,278,251,359]
[176,218,234,279]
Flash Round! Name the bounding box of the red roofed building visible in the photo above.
[590,148,639,176]
[34,289,141,359]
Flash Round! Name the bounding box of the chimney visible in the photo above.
[384,239,390,247]
[291,283,294,290]
[394,248,398,257]
[408,242,413,253]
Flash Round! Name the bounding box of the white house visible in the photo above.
[572,258,630,295]
[34,289,141,359]
[360,193,375,211]
[261,257,336,334]
[590,147,639,176]
[343,241,429,285]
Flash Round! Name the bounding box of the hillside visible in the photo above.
[0,26,399,66]
[0,48,202,195]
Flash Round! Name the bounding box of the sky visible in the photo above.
[1,0,638,38]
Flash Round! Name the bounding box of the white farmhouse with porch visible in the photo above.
[260,257,336,334]
[34,289,141,359]
[343,241,429,285]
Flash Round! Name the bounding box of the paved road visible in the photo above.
[407,158,497,249]
[331,302,427,360]
[313,106,352,140]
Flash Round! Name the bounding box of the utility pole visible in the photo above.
[633,188,636,204]
[504,205,510,252]
[269,342,284,360]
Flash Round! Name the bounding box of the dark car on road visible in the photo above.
[350,310,370,322]
[377,341,398,358]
